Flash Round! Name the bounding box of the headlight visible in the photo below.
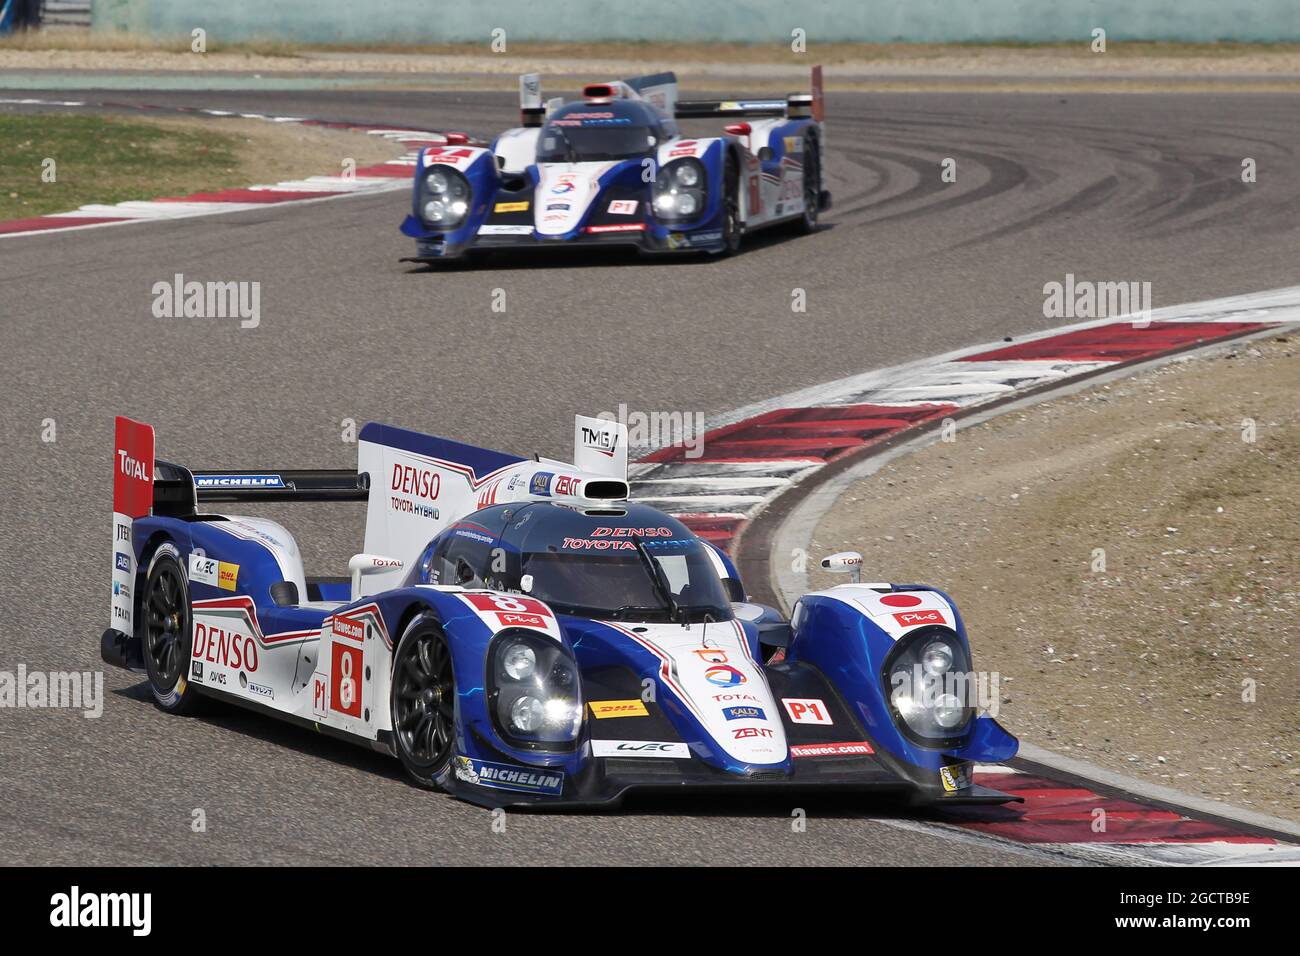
[652,158,707,221]
[420,164,471,229]
[884,626,974,745]
[510,695,545,732]
[489,629,582,749]
[502,642,536,680]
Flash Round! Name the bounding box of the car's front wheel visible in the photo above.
[141,543,204,715]
[390,614,457,789]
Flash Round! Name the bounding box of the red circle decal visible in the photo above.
[880,594,922,607]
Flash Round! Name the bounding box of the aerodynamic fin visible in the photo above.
[111,415,155,633]
[357,420,629,596]
[621,70,679,120]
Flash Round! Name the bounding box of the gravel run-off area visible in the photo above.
[809,335,1299,822]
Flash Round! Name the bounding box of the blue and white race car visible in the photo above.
[400,67,831,261]
[102,413,1018,809]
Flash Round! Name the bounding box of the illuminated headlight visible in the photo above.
[652,158,707,221]
[490,629,581,748]
[885,627,974,744]
[420,165,470,229]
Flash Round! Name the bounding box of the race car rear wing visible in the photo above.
[159,465,370,513]
[675,65,824,121]
[114,416,370,514]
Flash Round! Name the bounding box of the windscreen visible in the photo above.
[537,122,659,162]
[522,540,731,622]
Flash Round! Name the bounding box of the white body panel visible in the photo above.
[603,619,787,765]
[493,126,540,173]
[534,162,618,235]
[812,584,958,641]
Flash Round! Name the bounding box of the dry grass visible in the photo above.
[0,112,402,219]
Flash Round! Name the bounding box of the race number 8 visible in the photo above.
[330,643,363,719]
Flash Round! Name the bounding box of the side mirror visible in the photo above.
[348,553,404,600]
[757,146,773,162]
[820,551,863,583]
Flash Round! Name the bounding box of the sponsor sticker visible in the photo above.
[453,755,564,796]
[789,741,875,758]
[589,699,649,719]
[114,552,131,573]
[586,223,646,234]
[893,610,945,628]
[880,593,923,608]
[723,705,766,721]
[530,472,553,496]
[188,554,238,591]
[479,224,533,236]
[193,474,285,489]
[592,740,689,759]
[782,698,834,725]
[940,763,973,792]
[704,665,746,687]
[494,201,529,213]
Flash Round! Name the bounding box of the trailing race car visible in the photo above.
[102,413,1018,809]
[400,66,831,261]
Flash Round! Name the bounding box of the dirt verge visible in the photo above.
[808,335,1299,821]
[4,36,1300,92]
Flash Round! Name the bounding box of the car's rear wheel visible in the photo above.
[141,543,204,715]
[719,153,742,256]
[390,614,457,789]
[797,131,821,234]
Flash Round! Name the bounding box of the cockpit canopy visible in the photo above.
[411,501,733,623]
[536,99,676,163]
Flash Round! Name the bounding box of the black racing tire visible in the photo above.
[390,614,457,789]
[797,130,821,235]
[140,543,205,715]
[719,153,742,256]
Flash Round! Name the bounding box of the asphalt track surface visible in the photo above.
[2,88,1298,865]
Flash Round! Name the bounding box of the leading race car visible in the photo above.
[102,413,1018,809]
[400,66,831,261]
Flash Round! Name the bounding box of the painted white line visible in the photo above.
[706,286,1300,433]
